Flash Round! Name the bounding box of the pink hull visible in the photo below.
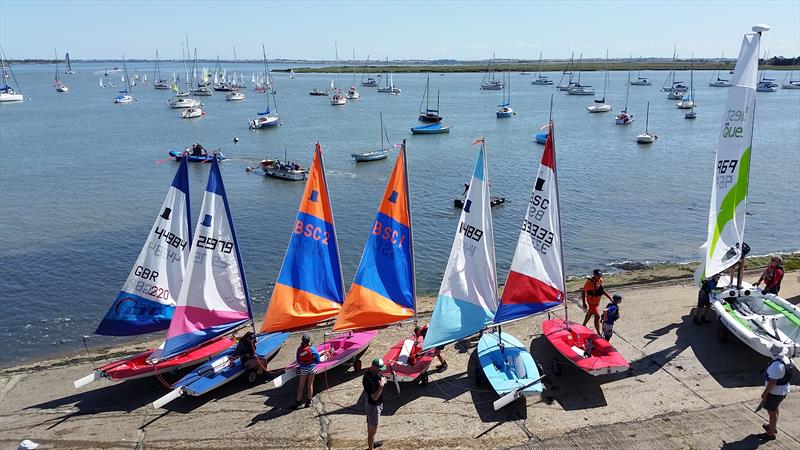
[542,318,629,376]
[283,330,378,373]
[99,337,235,381]
[380,334,435,382]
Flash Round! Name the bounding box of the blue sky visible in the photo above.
[1,0,798,60]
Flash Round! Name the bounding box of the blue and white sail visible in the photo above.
[423,141,498,350]
[153,158,252,362]
[95,159,192,336]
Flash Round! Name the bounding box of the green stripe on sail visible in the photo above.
[707,147,751,274]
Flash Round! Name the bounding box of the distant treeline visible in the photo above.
[762,56,800,66]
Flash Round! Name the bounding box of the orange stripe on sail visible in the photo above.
[377,149,410,228]
[333,284,414,332]
[260,283,341,333]
[298,144,335,224]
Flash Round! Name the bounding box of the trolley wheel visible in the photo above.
[717,318,729,343]
[247,371,258,384]
[420,371,429,386]
[353,359,362,372]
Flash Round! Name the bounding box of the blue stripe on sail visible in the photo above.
[206,158,226,197]
[94,292,174,336]
[277,211,344,304]
[161,319,249,360]
[421,295,494,350]
[171,158,191,196]
[473,148,485,181]
[493,302,561,325]
[351,212,414,310]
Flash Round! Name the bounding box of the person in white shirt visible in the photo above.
[759,345,793,441]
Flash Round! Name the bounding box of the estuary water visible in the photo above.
[1,62,798,366]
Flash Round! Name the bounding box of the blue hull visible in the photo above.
[496,112,513,118]
[411,124,450,134]
[534,133,548,145]
[172,332,289,397]
[477,331,542,398]
[169,150,226,162]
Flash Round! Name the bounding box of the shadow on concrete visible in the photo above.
[720,433,773,449]
[528,334,610,411]
[162,368,286,415]
[25,377,165,430]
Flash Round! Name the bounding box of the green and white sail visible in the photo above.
[697,27,765,281]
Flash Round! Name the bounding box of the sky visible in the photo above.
[1,0,798,61]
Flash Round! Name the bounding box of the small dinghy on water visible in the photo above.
[169,148,225,162]
[696,24,799,359]
[352,112,392,162]
[411,123,450,134]
[535,120,630,377]
[265,144,377,389]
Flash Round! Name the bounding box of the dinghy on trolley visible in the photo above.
[264,143,378,389]
[696,24,799,359]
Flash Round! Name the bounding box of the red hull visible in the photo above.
[380,334,435,383]
[99,337,235,381]
[542,318,629,376]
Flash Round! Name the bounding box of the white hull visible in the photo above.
[56,85,69,93]
[566,86,595,95]
[531,78,553,85]
[712,282,800,358]
[180,108,204,119]
[667,91,684,100]
[352,149,389,162]
[782,83,800,89]
[114,95,134,104]
[756,86,777,92]
[587,103,612,113]
[330,94,347,105]
[0,93,24,102]
[263,168,307,181]
[676,100,695,109]
[629,80,651,86]
[226,92,246,101]
[169,98,201,108]
[709,81,732,87]
[636,133,656,144]
[249,115,280,129]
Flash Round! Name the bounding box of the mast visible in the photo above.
[624,56,632,111]
[602,50,609,101]
[352,49,356,85]
[537,51,543,77]
[548,95,568,323]
[403,140,417,323]
[380,112,384,150]
[645,102,650,134]
[54,48,59,83]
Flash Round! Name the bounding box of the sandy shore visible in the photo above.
[2,273,799,450]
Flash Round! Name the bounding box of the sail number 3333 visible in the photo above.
[717,159,738,189]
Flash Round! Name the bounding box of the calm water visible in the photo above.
[1,62,798,366]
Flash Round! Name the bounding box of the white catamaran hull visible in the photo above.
[712,282,800,358]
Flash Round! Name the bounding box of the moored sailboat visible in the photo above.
[636,102,656,144]
[531,51,553,85]
[418,74,442,123]
[709,52,732,87]
[64,52,75,74]
[614,62,634,125]
[352,113,392,162]
[496,72,514,118]
[587,51,611,113]
[53,49,69,92]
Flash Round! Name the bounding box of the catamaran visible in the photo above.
[587,51,611,113]
[496,72,514,118]
[709,52,732,87]
[480,53,504,90]
[0,48,24,102]
[696,24,799,359]
[267,144,378,389]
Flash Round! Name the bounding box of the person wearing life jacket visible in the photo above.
[413,324,447,371]
[759,344,794,441]
[694,273,720,325]
[601,294,623,342]
[294,333,320,409]
[582,269,613,335]
[756,256,785,295]
[232,331,264,377]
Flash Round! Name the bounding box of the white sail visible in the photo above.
[697,28,763,281]
[423,141,498,350]
[495,125,564,324]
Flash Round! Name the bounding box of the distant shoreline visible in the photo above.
[6,60,799,73]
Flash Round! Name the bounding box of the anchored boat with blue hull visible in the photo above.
[411,123,450,134]
[169,150,226,162]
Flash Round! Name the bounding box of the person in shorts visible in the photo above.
[694,274,719,325]
[414,324,447,371]
[582,269,612,335]
[601,294,622,341]
[294,333,320,409]
[363,358,388,450]
[759,345,793,441]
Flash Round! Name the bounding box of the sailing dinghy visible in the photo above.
[335,141,433,387]
[423,140,543,409]
[537,122,629,377]
[76,160,191,387]
[265,144,378,389]
[696,25,800,359]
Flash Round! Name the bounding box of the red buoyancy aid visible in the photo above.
[297,345,316,365]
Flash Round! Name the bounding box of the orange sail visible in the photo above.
[334,143,415,331]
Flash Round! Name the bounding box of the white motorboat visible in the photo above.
[346,86,360,99]
[330,89,347,105]
[191,86,213,96]
[614,110,634,125]
[180,107,204,119]
[667,90,684,99]
[566,84,594,95]
[169,97,201,108]
[226,91,246,101]
[637,102,656,144]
